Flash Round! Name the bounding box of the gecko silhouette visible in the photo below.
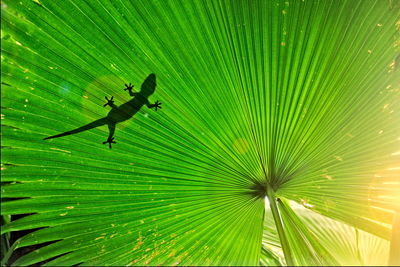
[43,73,161,148]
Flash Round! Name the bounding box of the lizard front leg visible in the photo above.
[124,83,137,97]
[147,100,162,111]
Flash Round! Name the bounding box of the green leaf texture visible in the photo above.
[1,0,399,265]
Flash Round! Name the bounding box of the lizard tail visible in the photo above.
[43,117,108,140]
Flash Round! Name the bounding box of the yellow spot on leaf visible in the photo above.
[50,147,71,154]
[168,249,176,257]
[334,156,343,161]
[233,138,249,155]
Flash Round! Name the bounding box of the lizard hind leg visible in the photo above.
[102,122,116,148]
[107,123,116,139]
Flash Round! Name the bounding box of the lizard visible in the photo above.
[43,73,162,148]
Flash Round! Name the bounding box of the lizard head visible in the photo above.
[140,73,156,98]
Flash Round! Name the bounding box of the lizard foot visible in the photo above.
[124,83,134,92]
[103,96,114,107]
[154,100,162,111]
[102,137,116,149]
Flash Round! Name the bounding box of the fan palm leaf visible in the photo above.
[1,0,399,266]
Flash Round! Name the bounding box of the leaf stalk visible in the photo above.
[266,185,294,266]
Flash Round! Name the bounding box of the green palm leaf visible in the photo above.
[1,0,399,266]
[262,200,393,266]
